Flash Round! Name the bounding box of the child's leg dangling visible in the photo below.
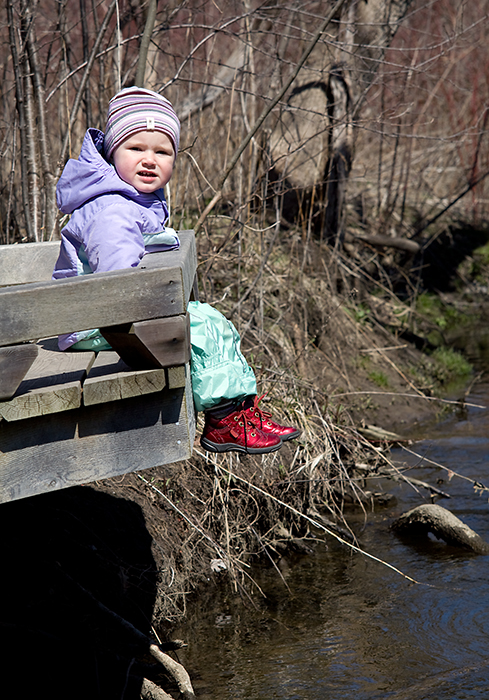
[201,398,282,454]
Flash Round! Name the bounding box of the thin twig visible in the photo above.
[58,0,117,168]
[418,166,489,244]
[228,218,280,319]
[137,474,254,581]
[330,390,485,410]
[400,446,489,493]
[194,0,350,234]
[214,465,425,586]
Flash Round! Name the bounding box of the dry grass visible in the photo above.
[90,218,468,626]
[3,0,487,629]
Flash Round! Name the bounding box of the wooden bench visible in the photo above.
[0,231,197,504]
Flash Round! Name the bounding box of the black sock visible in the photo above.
[205,395,256,420]
[205,399,239,420]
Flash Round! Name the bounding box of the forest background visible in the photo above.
[2,0,489,696]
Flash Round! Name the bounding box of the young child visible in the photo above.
[53,86,300,454]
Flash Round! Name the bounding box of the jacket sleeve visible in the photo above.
[52,233,82,279]
[82,202,146,273]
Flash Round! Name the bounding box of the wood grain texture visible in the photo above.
[0,366,196,503]
[139,230,196,307]
[83,351,167,406]
[101,315,190,370]
[0,241,60,286]
[0,343,39,401]
[0,339,95,421]
[0,231,196,288]
[166,365,187,389]
[0,231,196,346]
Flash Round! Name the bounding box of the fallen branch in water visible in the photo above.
[141,678,175,700]
[148,645,195,700]
[356,424,408,443]
[381,469,451,499]
[353,439,452,499]
[392,504,489,554]
[400,446,489,495]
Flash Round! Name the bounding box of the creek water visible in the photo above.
[175,375,489,698]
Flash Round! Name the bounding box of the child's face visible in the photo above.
[112,130,174,193]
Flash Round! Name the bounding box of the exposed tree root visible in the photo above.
[58,565,196,699]
[149,644,195,700]
[140,678,175,700]
[392,504,489,554]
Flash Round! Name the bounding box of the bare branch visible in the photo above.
[135,0,157,87]
[57,0,117,169]
[194,0,350,233]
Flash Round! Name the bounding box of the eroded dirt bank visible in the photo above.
[3,231,488,698]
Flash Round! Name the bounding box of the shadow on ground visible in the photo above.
[1,486,158,699]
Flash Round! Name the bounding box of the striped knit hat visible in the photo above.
[104,86,180,160]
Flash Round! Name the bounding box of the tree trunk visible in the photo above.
[135,0,158,88]
[7,0,35,241]
[25,17,58,240]
[269,0,416,241]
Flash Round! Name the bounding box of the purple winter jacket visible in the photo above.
[53,128,180,349]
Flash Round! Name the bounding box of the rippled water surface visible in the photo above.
[175,381,489,699]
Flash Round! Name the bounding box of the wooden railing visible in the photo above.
[0,231,197,504]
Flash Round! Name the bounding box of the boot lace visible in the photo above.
[244,393,272,429]
[230,407,257,444]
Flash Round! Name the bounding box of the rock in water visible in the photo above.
[392,504,489,554]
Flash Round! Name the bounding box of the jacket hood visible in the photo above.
[56,128,163,214]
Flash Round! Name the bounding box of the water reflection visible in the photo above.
[175,384,489,699]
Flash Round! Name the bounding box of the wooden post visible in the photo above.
[0,344,39,401]
[100,315,190,370]
[0,363,195,504]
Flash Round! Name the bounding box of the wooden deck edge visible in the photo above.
[0,365,196,504]
[0,342,191,422]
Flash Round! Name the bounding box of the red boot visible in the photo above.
[242,394,301,441]
[201,406,282,454]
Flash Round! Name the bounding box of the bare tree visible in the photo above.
[269,0,416,242]
[1,0,488,245]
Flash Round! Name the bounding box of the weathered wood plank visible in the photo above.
[0,231,196,347]
[0,232,197,503]
[0,339,95,421]
[0,241,60,286]
[0,343,39,401]
[0,366,196,503]
[167,365,187,389]
[0,382,82,423]
[140,230,196,307]
[101,314,190,370]
[0,264,183,346]
[83,351,167,406]
[0,231,196,288]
